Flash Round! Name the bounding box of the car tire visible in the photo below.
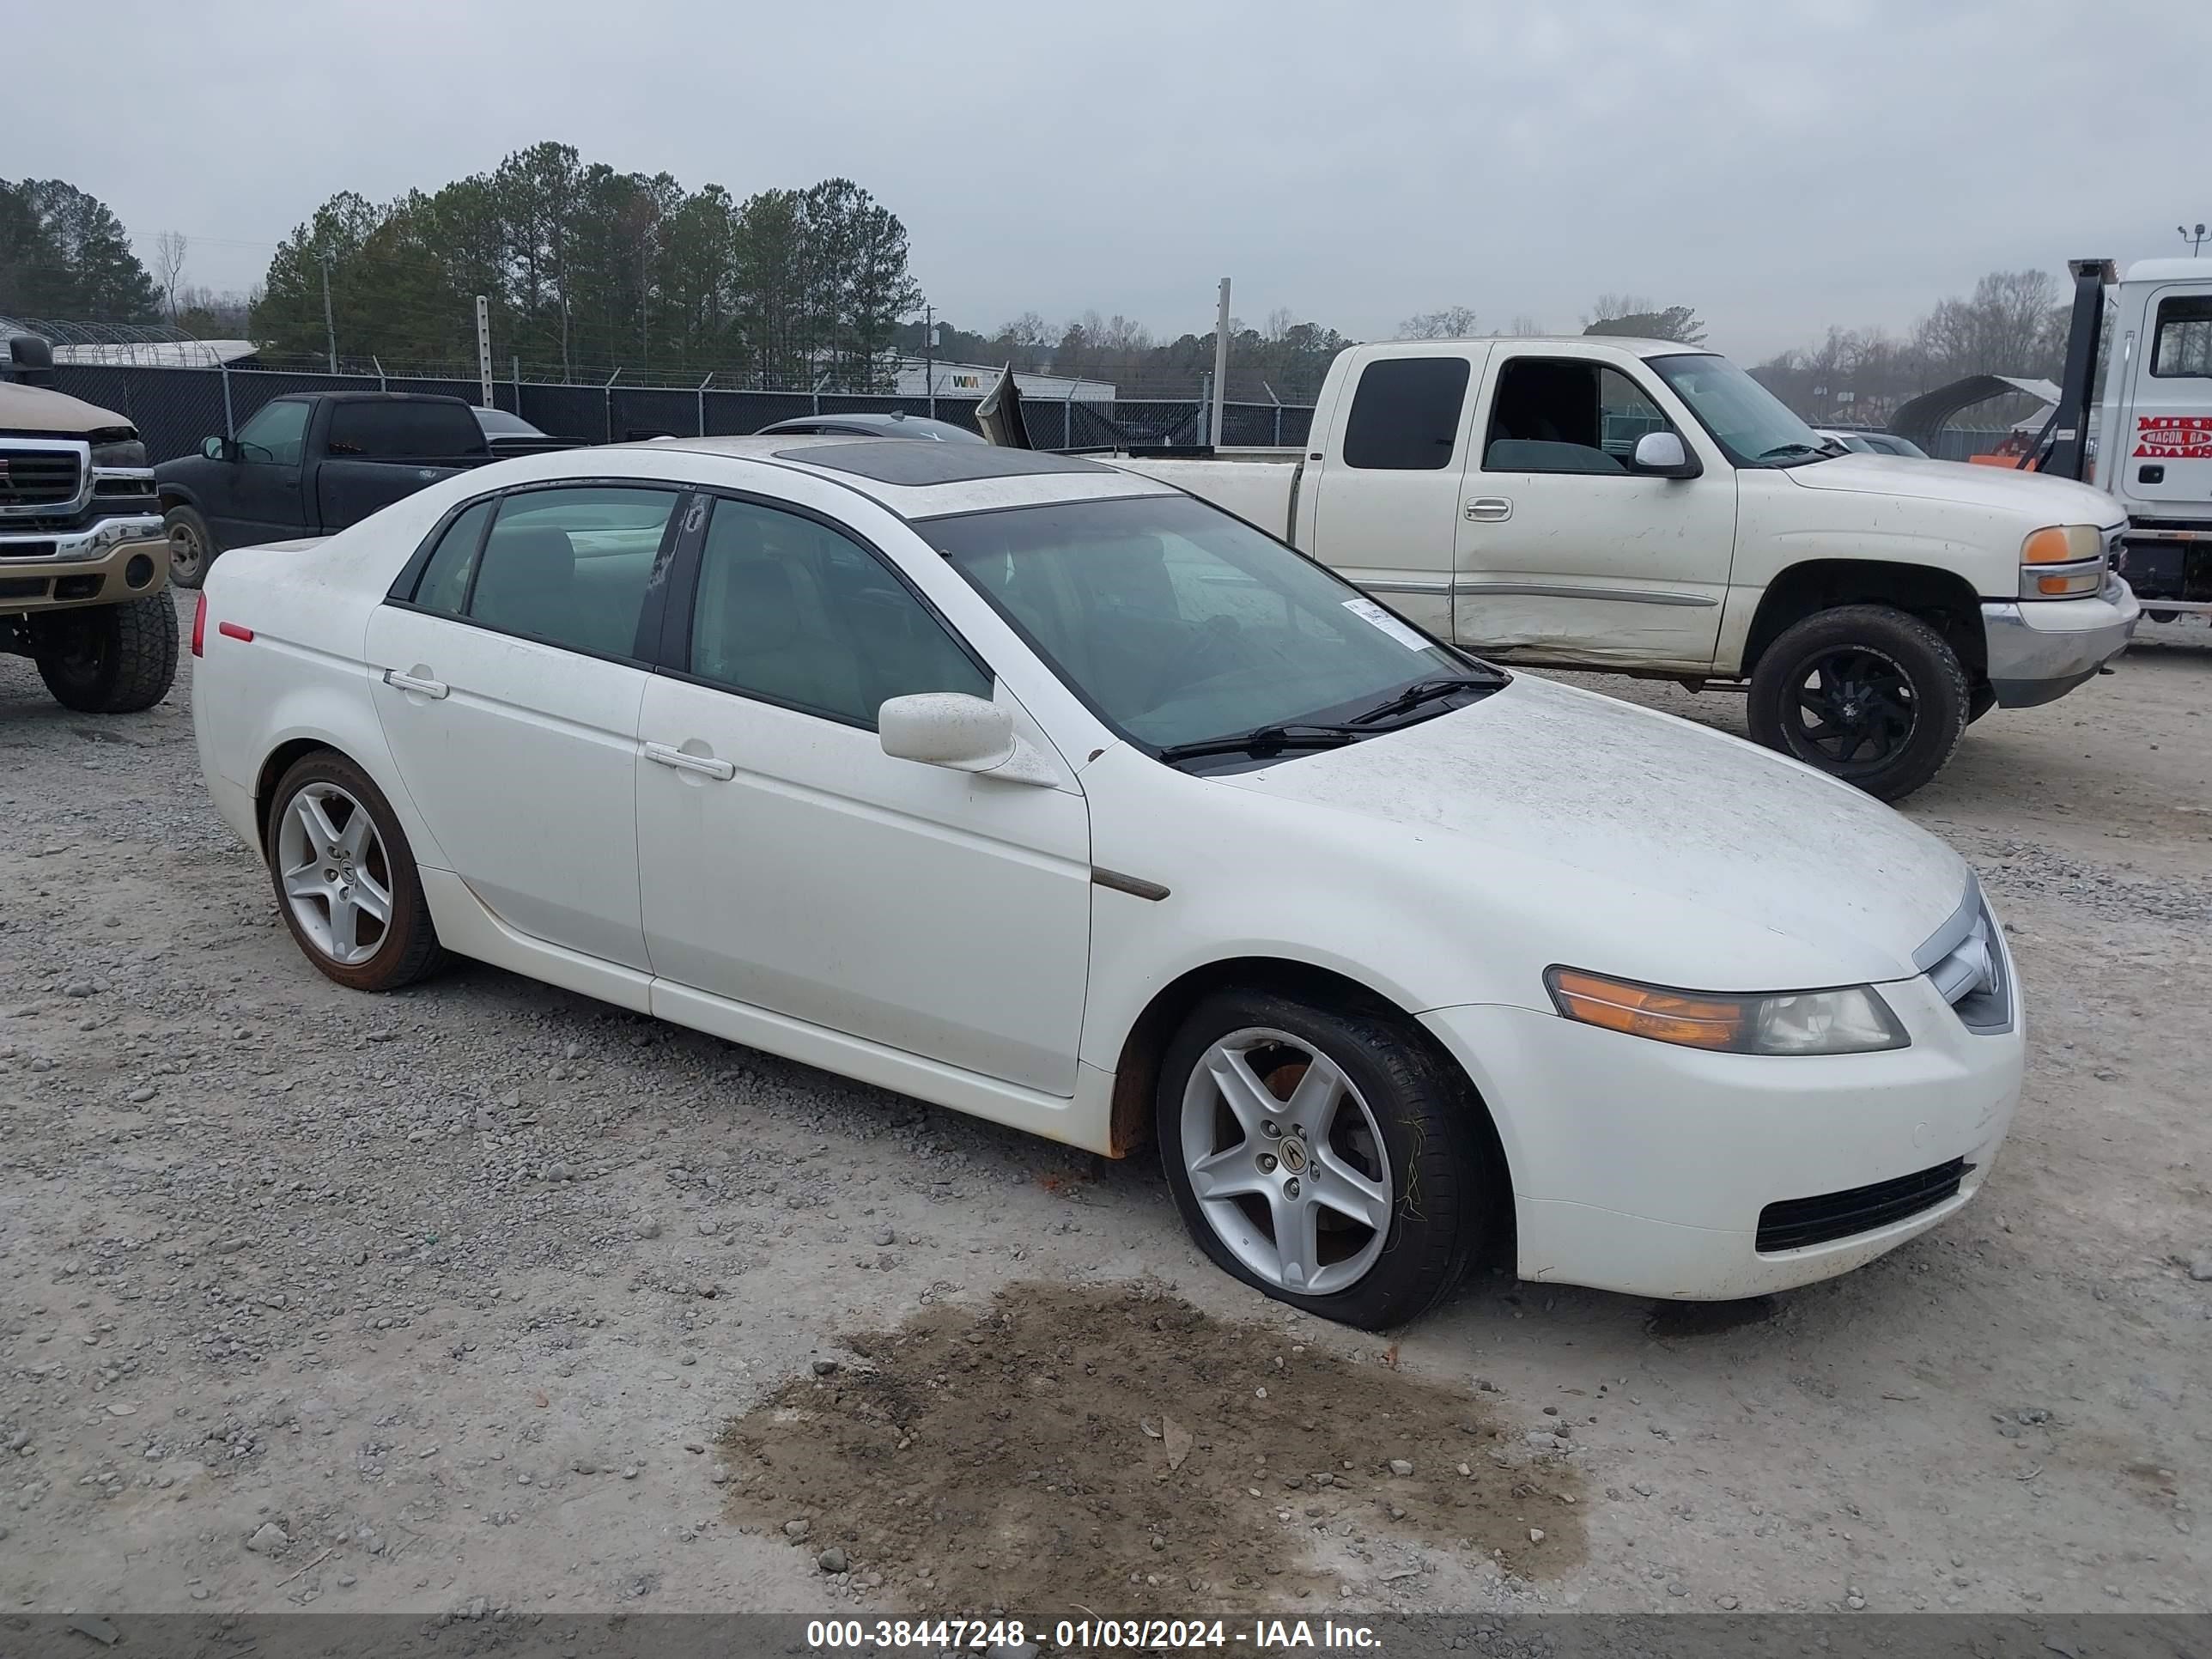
[2146,608,2181,624]
[31,593,179,713]
[163,505,217,590]
[1157,987,1497,1330]
[1747,604,1968,803]
[264,750,446,992]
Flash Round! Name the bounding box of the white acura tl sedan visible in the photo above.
[190,436,2023,1328]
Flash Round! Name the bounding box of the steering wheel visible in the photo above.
[1151,614,1243,705]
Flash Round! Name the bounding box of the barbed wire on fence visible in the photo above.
[42,360,1317,466]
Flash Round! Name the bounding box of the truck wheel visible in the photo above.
[32,594,180,714]
[1157,988,1497,1330]
[163,505,216,590]
[2146,608,2181,624]
[1747,605,1967,803]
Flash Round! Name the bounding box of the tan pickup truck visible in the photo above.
[1,335,176,711]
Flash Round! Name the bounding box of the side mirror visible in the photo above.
[202,434,239,461]
[878,692,1058,786]
[7,333,55,386]
[1631,431,1699,478]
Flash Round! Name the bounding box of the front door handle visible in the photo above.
[643,741,736,781]
[382,667,449,699]
[1464,496,1513,522]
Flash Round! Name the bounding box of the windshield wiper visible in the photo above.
[1154,724,1366,765]
[1348,673,1502,726]
[1756,441,1828,461]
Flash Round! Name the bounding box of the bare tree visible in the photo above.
[1507,314,1544,336]
[1399,304,1480,339]
[154,230,188,323]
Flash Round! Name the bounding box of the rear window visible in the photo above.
[326,400,489,459]
[1340,356,1471,470]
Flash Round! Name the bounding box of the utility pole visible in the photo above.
[476,295,494,409]
[320,252,337,373]
[924,303,935,419]
[1209,277,1231,448]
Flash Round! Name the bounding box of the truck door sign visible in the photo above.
[2134,415,2212,459]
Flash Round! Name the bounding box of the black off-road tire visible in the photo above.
[32,593,180,713]
[264,750,447,992]
[163,505,217,590]
[1158,988,1499,1331]
[1747,604,1968,803]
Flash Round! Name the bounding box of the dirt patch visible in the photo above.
[717,1280,1584,1613]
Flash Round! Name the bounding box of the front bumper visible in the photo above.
[1418,957,2024,1300]
[1980,574,2140,708]
[0,514,169,611]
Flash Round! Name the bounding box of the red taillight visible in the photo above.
[218,621,253,642]
[190,592,207,657]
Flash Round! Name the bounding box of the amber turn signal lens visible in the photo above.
[1545,969,1746,1050]
[2021,525,2100,564]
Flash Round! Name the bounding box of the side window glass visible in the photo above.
[412,499,494,615]
[1484,360,1668,474]
[1340,356,1470,470]
[2152,295,2212,377]
[689,499,988,726]
[234,400,310,465]
[466,486,678,657]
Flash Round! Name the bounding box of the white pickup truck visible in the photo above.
[1042,337,2140,800]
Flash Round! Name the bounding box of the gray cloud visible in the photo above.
[3,0,2200,361]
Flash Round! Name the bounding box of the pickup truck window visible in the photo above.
[1341,356,1470,471]
[2150,295,2212,377]
[1648,353,1832,467]
[1482,359,1672,475]
[235,399,310,465]
[925,493,1470,753]
[327,399,489,459]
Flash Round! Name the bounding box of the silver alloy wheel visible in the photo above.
[167,519,205,583]
[274,781,393,965]
[1179,1026,1393,1295]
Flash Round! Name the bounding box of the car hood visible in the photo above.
[0,383,134,435]
[1784,453,2122,524]
[1218,675,1969,988]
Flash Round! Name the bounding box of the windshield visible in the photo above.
[921,494,1480,756]
[1650,353,1834,467]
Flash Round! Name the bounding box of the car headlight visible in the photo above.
[89,437,149,470]
[2020,524,2103,599]
[1546,968,1910,1056]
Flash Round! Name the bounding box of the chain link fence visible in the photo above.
[45,362,1316,465]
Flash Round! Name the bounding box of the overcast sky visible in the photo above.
[5,0,2202,364]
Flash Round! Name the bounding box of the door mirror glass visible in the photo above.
[879,693,1016,770]
[1631,430,1698,477]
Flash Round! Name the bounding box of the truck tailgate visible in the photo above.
[1103,456,1303,540]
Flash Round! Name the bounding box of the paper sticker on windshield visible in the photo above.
[1342,597,1432,651]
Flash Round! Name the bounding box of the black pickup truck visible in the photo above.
[154,392,567,589]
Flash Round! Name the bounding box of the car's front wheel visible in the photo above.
[1157,988,1497,1329]
[264,751,445,991]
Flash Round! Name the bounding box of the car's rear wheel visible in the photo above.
[264,751,444,991]
[1747,604,1968,802]
[1157,988,1496,1330]
[163,506,216,590]
[32,594,179,713]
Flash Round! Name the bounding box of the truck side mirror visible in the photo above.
[6,334,55,386]
[201,434,240,462]
[1631,431,1700,479]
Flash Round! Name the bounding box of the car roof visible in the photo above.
[606,434,1177,520]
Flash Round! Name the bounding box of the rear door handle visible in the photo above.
[643,741,736,781]
[1464,496,1513,522]
[382,668,449,699]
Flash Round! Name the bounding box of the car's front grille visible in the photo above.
[0,449,84,508]
[1757,1158,1971,1253]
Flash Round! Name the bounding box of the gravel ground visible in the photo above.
[1,594,2206,1620]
